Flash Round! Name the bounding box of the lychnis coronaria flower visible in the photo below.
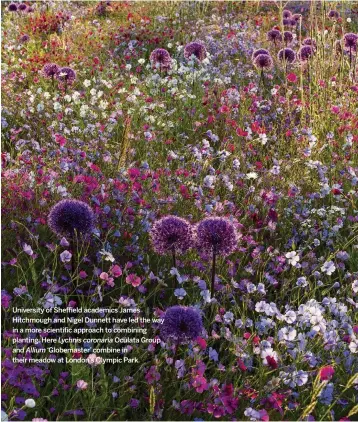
[278,48,296,63]
[150,215,193,257]
[48,199,95,238]
[149,48,172,70]
[160,306,203,344]
[42,63,60,78]
[253,53,274,71]
[184,42,207,61]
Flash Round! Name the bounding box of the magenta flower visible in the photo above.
[192,375,209,393]
[125,273,141,287]
[184,41,207,61]
[319,366,335,381]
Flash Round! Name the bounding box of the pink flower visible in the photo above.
[100,272,114,287]
[126,273,141,287]
[287,72,297,83]
[110,264,122,277]
[319,366,335,381]
[145,366,160,384]
[196,337,207,350]
[76,379,88,390]
[192,375,209,393]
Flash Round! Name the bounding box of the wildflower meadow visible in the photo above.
[1,1,358,421]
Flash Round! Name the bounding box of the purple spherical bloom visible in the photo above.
[149,48,172,70]
[267,29,283,43]
[328,10,340,20]
[282,9,292,19]
[8,3,18,11]
[253,53,274,71]
[56,67,77,83]
[284,31,293,44]
[160,306,203,344]
[42,63,60,78]
[195,217,238,256]
[251,48,270,60]
[292,13,302,23]
[48,199,95,238]
[303,38,317,49]
[344,33,358,49]
[283,18,294,27]
[18,3,27,11]
[150,215,193,255]
[184,42,207,61]
[278,48,296,63]
[298,45,314,61]
[20,34,30,43]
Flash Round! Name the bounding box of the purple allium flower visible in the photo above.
[303,38,317,49]
[253,53,274,71]
[184,42,207,61]
[251,48,270,60]
[149,215,193,255]
[18,3,27,11]
[160,306,203,344]
[298,45,314,61]
[283,18,294,27]
[344,33,358,49]
[20,34,30,43]
[292,13,302,22]
[284,31,293,44]
[48,199,95,238]
[282,9,292,19]
[149,48,172,70]
[56,67,77,83]
[8,3,18,12]
[278,48,296,63]
[42,63,60,78]
[328,10,340,20]
[195,217,238,257]
[267,29,283,43]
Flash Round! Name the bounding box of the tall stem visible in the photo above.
[172,246,177,269]
[211,249,216,296]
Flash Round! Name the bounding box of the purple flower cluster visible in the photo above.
[278,48,296,63]
[48,199,95,238]
[149,48,172,70]
[42,63,60,78]
[160,305,203,344]
[184,42,207,61]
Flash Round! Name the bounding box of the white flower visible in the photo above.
[83,79,91,87]
[285,251,300,267]
[87,353,103,366]
[352,280,358,294]
[203,175,216,189]
[278,326,297,341]
[261,347,278,365]
[349,339,357,353]
[99,250,115,262]
[321,260,336,276]
[246,172,258,180]
[25,399,36,408]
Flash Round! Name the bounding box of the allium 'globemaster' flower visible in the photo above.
[298,45,314,61]
[292,13,302,23]
[8,3,18,12]
[328,10,340,20]
[56,67,77,83]
[149,48,172,70]
[20,34,30,43]
[251,48,270,60]
[149,215,193,256]
[253,54,274,71]
[282,9,292,19]
[303,38,317,49]
[42,63,60,78]
[195,217,238,257]
[278,48,296,63]
[284,31,293,45]
[184,42,207,61]
[267,29,282,43]
[160,306,203,344]
[18,3,27,11]
[48,199,95,238]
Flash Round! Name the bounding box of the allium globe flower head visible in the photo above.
[160,306,203,344]
[48,199,95,238]
[195,217,238,257]
[292,13,302,23]
[303,38,317,49]
[18,3,27,11]
[278,48,296,63]
[253,53,274,71]
[282,9,292,19]
[283,18,295,27]
[8,3,18,11]
[298,45,314,61]
[42,63,60,78]
[56,67,76,84]
[20,34,30,43]
[267,29,283,43]
[328,10,340,20]
[150,215,193,256]
[149,48,172,70]
[251,48,270,60]
[184,42,207,62]
[344,33,358,49]
[284,31,293,45]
